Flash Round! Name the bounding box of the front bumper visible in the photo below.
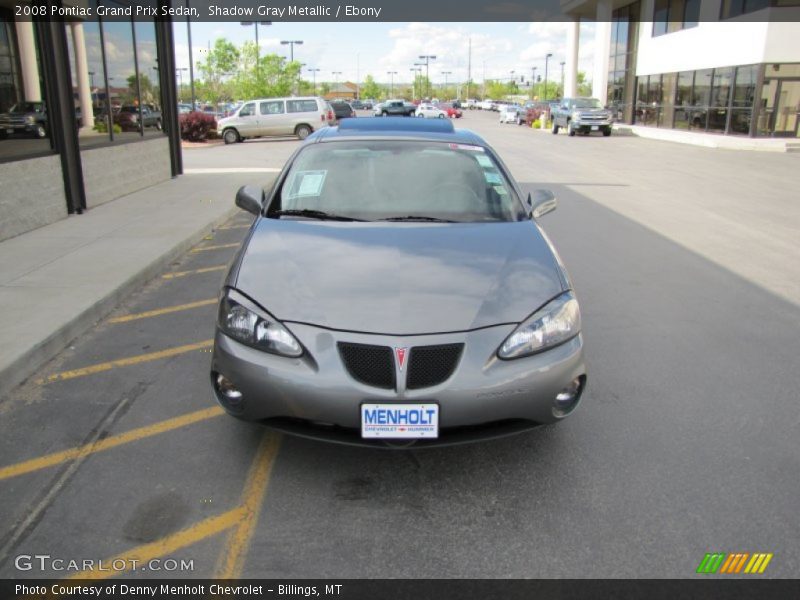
[210,322,586,447]
[572,120,612,132]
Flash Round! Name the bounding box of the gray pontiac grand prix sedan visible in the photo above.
[211,117,586,447]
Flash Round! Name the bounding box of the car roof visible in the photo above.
[307,117,487,146]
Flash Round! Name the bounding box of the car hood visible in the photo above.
[233,219,565,335]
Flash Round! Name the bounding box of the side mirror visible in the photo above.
[528,189,557,219]
[235,185,264,216]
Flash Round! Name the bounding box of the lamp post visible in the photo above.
[281,40,303,62]
[418,55,436,99]
[241,21,270,83]
[176,67,187,102]
[441,71,451,97]
[531,67,538,99]
[308,68,320,95]
[387,71,397,97]
[332,71,342,95]
[544,52,553,101]
[410,67,421,100]
[560,61,565,98]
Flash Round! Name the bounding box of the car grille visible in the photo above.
[581,114,607,122]
[338,343,395,389]
[406,344,464,390]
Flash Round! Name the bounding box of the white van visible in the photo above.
[215,97,333,144]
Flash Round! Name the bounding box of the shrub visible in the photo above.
[179,112,217,142]
[93,119,121,134]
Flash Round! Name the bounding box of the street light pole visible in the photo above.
[332,71,342,94]
[544,52,553,101]
[176,67,187,102]
[531,67,538,99]
[441,71,451,97]
[387,71,397,97]
[281,40,303,62]
[241,22,271,84]
[418,55,436,99]
[308,68,320,95]
[410,67,421,100]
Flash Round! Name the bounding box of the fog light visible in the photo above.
[215,374,243,404]
[552,376,583,418]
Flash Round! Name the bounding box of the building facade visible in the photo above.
[0,0,181,242]
[561,0,800,137]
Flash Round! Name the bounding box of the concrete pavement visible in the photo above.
[0,148,284,400]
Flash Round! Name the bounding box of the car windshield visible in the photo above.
[573,99,602,109]
[274,141,525,223]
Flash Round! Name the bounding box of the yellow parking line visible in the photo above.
[68,506,246,581]
[0,407,224,481]
[35,340,213,384]
[191,243,239,253]
[215,433,282,578]
[108,299,217,324]
[162,265,227,280]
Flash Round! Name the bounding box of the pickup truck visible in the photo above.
[0,101,48,138]
[373,99,416,116]
[115,104,163,132]
[551,97,613,136]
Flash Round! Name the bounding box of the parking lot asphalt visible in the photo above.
[1,110,798,579]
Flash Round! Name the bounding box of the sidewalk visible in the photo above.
[0,170,276,399]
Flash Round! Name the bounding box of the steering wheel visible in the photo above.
[429,182,484,210]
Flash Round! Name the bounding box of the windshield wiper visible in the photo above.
[379,215,457,223]
[273,209,364,222]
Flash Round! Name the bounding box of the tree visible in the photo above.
[197,38,239,104]
[360,75,382,100]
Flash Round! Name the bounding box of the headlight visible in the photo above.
[218,289,303,357]
[497,292,581,359]
[572,111,582,120]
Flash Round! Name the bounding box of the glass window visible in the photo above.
[667,0,686,33]
[711,67,733,107]
[660,73,677,127]
[260,100,285,115]
[653,0,669,36]
[239,102,255,117]
[102,9,140,143]
[721,0,770,19]
[732,65,757,108]
[275,141,525,223]
[693,69,712,106]
[684,0,701,26]
[287,99,318,113]
[0,9,54,161]
[134,20,163,139]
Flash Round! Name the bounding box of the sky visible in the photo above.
[171,22,598,87]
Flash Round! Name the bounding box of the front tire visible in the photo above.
[34,124,47,138]
[603,128,612,137]
[552,122,559,134]
[223,128,239,144]
[568,122,576,136]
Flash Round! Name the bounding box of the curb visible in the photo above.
[0,205,240,401]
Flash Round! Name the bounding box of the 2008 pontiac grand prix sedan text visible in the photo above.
[210,118,586,447]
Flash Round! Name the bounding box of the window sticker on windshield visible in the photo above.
[475,155,493,168]
[484,171,502,185]
[493,185,508,195]
[288,170,327,197]
[449,143,484,152]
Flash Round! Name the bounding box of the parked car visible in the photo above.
[498,105,522,123]
[477,99,494,111]
[115,104,163,131]
[439,103,463,119]
[465,99,479,109]
[215,96,332,144]
[517,101,550,126]
[330,101,356,120]
[374,99,417,117]
[552,97,613,136]
[212,117,586,447]
[415,103,448,119]
[362,99,374,110]
[0,101,48,138]
[177,103,192,114]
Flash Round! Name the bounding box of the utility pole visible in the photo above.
[467,37,472,100]
[281,40,303,62]
[544,52,553,101]
[418,55,436,99]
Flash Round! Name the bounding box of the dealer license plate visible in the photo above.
[361,403,439,439]
[591,125,599,131]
